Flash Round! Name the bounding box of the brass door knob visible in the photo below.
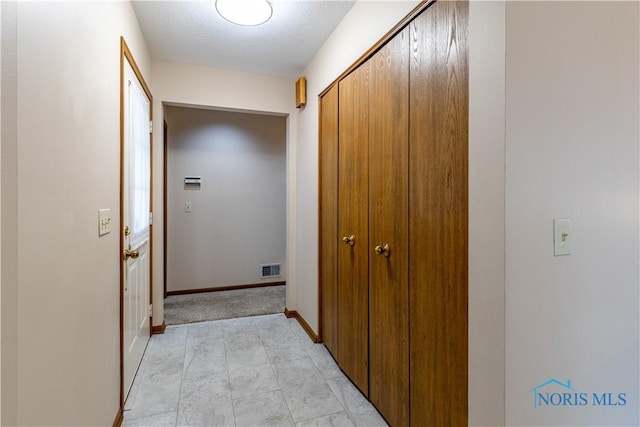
[123,249,140,261]
[342,235,355,246]
[374,243,390,257]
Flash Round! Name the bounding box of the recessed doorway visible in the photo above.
[163,105,287,325]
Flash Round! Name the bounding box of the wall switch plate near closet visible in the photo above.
[185,202,192,213]
[554,218,571,256]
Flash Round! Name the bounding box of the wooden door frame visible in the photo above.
[163,119,168,298]
[119,36,153,411]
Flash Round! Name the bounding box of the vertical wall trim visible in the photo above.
[163,120,168,299]
[286,113,297,312]
[317,93,323,343]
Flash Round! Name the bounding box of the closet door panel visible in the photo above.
[409,1,469,426]
[337,63,370,395]
[320,85,339,358]
[369,28,410,427]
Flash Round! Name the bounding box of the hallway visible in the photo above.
[123,314,387,426]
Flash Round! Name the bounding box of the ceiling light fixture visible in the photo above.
[215,0,273,26]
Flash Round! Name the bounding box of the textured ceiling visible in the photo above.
[131,0,356,77]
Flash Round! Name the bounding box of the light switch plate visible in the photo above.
[553,218,571,256]
[99,209,111,237]
[185,202,192,213]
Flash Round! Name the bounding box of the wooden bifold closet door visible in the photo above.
[336,62,370,395]
[319,85,339,359]
[409,2,468,426]
[368,27,410,427]
[319,1,468,426]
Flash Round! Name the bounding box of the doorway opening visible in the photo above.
[162,104,287,325]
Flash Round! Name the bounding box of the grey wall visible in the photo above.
[166,106,286,292]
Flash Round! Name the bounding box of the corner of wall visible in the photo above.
[285,113,298,311]
[468,1,506,426]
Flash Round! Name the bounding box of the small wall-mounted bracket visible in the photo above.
[296,77,307,108]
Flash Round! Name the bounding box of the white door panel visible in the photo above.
[122,51,151,400]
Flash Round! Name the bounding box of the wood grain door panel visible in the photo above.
[320,86,340,358]
[337,63,370,395]
[368,27,410,427]
[409,1,469,426]
[318,3,469,425]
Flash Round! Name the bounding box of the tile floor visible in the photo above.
[123,313,388,427]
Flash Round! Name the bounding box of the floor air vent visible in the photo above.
[261,263,281,279]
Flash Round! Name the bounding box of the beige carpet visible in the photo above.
[163,285,286,325]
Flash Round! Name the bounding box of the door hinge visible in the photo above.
[148,304,153,317]
[149,120,153,134]
[149,212,153,225]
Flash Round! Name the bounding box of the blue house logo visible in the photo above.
[529,379,579,408]
[529,378,627,408]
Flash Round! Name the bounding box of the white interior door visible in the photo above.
[122,54,151,399]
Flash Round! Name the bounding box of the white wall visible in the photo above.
[505,2,639,426]
[151,61,297,324]
[5,2,151,425]
[468,1,506,425]
[165,106,286,292]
